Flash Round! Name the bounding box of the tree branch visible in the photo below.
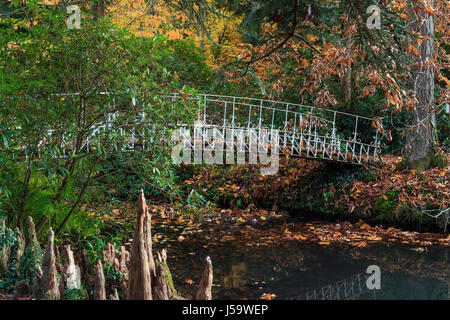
[243,0,299,76]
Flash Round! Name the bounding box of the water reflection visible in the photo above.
[223,262,248,290]
[290,271,371,300]
[163,240,449,300]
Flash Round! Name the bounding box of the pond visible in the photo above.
[163,237,449,300]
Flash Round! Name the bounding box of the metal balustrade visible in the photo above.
[289,272,372,300]
[170,93,382,165]
[9,93,382,165]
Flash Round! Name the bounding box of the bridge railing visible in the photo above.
[169,93,377,138]
[168,93,382,164]
[6,92,382,164]
[288,272,374,300]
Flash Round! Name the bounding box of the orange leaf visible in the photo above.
[293,234,307,241]
[260,293,276,300]
[409,44,421,56]
[387,93,397,106]
[439,74,450,87]
[360,223,371,230]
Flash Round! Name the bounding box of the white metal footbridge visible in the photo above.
[170,93,382,165]
[11,93,382,165]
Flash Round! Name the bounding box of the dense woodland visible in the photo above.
[0,0,448,300]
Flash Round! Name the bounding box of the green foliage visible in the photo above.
[103,263,125,284]
[0,3,200,234]
[18,244,42,283]
[373,190,400,221]
[156,259,175,294]
[64,286,88,300]
[436,110,449,148]
[395,203,413,221]
[0,156,18,217]
[431,153,447,169]
[165,39,214,89]
[395,160,408,172]
[80,235,123,278]
[363,169,379,183]
[81,235,115,263]
[0,221,43,291]
[92,151,184,204]
[0,221,16,251]
[0,224,22,288]
[187,188,207,208]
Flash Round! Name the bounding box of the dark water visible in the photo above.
[163,240,449,300]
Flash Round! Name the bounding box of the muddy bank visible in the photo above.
[177,154,449,233]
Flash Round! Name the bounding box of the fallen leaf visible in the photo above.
[360,223,371,230]
[293,234,307,241]
[260,293,276,300]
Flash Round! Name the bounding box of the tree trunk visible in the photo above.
[144,208,156,280]
[64,245,81,290]
[21,217,41,281]
[55,246,65,299]
[119,245,130,299]
[153,249,174,300]
[25,216,40,249]
[39,228,60,300]
[0,243,8,276]
[94,260,106,300]
[153,262,169,300]
[110,288,120,300]
[13,227,24,275]
[196,256,213,300]
[81,249,90,280]
[0,219,9,275]
[341,16,353,104]
[127,190,152,300]
[119,245,130,276]
[102,242,120,272]
[405,0,436,171]
[92,0,105,20]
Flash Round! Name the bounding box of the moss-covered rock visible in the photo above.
[373,191,399,221]
[395,160,408,172]
[431,153,448,169]
[363,169,379,183]
[397,151,446,172]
